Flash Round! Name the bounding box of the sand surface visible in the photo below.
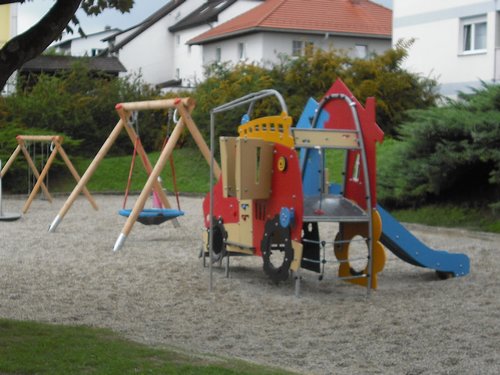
[0,194,499,374]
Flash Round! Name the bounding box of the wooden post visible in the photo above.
[177,102,221,179]
[22,142,59,213]
[18,139,53,202]
[54,140,98,210]
[0,145,21,178]
[49,119,126,232]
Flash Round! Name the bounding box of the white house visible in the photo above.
[393,0,499,97]
[52,26,121,57]
[168,0,264,87]
[188,0,392,68]
[106,0,263,89]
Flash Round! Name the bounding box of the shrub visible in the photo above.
[5,62,164,157]
[194,41,439,140]
[378,83,500,208]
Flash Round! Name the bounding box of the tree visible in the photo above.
[378,83,500,208]
[0,0,134,91]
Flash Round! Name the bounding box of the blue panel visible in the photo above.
[378,205,470,277]
[296,98,330,196]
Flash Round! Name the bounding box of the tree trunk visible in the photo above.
[0,0,82,91]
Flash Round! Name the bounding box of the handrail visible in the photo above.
[211,89,288,116]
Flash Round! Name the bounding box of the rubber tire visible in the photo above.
[261,216,294,283]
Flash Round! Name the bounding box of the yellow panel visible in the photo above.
[238,113,294,148]
[333,209,385,289]
[291,240,303,272]
[292,128,359,149]
[235,138,273,200]
[220,137,237,197]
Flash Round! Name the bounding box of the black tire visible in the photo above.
[261,216,294,283]
[209,218,227,262]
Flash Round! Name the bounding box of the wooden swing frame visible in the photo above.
[48,97,221,252]
[0,135,97,214]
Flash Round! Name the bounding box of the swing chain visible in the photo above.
[129,111,139,136]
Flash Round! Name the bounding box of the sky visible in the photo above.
[17,1,172,37]
[17,0,393,39]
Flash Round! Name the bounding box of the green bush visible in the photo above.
[194,41,439,139]
[5,62,164,157]
[378,83,500,208]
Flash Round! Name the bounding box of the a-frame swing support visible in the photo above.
[48,97,221,252]
[0,135,98,214]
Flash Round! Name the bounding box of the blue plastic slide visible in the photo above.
[377,205,470,277]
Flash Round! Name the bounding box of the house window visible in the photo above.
[238,43,246,60]
[292,40,303,56]
[461,16,487,53]
[176,35,181,46]
[355,44,368,59]
[292,40,314,57]
[216,47,222,62]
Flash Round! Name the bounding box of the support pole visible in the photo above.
[22,143,58,213]
[55,141,98,210]
[18,140,52,202]
[178,103,221,179]
[0,145,21,179]
[49,119,126,232]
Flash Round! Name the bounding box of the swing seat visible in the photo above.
[118,208,184,225]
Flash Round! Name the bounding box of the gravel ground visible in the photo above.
[0,194,499,374]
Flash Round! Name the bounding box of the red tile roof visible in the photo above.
[189,0,392,45]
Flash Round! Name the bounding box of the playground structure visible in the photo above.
[204,80,470,294]
[0,135,97,214]
[48,97,220,251]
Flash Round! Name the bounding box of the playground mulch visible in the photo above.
[0,194,499,375]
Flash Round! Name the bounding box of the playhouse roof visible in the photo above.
[188,0,392,45]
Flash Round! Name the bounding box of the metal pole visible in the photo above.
[209,111,215,292]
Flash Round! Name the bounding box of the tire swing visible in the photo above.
[118,112,184,225]
[261,215,294,283]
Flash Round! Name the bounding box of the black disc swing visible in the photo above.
[118,110,184,225]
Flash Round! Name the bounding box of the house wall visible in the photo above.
[393,0,499,97]
[172,0,263,87]
[201,32,391,67]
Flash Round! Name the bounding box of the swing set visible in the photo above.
[117,108,184,226]
[48,97,220,252]
[0,135,97,214]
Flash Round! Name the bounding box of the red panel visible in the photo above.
[322,79,384,209]
[202,180,239,228]
[252,144,304,256]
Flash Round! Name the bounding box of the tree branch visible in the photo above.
[0,1,26,5]
[0,0,82,90]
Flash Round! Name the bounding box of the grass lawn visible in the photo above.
[0,319,292,375]
[37,142,500,234]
